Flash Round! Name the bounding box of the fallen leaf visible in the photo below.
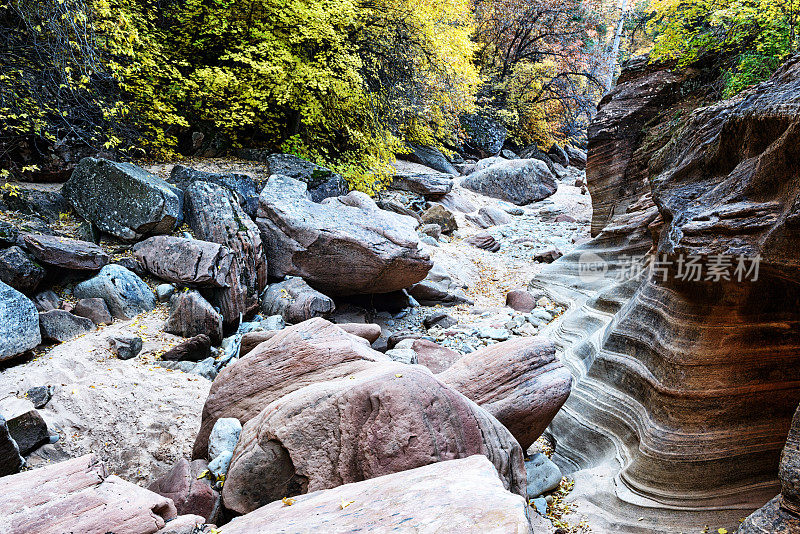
[341,499,354,509]
[282,497,296,506]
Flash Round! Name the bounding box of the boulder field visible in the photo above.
[6,54,800,534]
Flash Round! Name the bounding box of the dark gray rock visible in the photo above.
[404,146,459,175]
[157,284,176,303]
[462,159,557,205]
[161,334,212,362]
[0,281,41,361]
[112,256,148,278]
[423,311,457,330]
[73,298,112,325]
[133,236,233,288]
[0,414,23,476]
[75,221,100,244]
[170,165,261,218]
[525,453,563,499]
[26,386,53,409]
[389,172,453,198]
[73,264,156,319]
[165,290,224,345]
[564,145,586,170]
[185,182,267,327]
[547,144,569,167]
[261,277,334,324]
[500,149,518,160]
[63,157,183,240]
[6,409,49,456]
[460,114,507,158]
[241,152,350,202]
[108,334,143,360]
[0,246,45,293]
[23,234,108,271]
[0,221,18,246]
[533,247,563,263]
[0,188,71,222]
[32,290,61,312]
[39,310,96,343]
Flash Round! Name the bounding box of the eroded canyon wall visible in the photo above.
[532,54,800,519]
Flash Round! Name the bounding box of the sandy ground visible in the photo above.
[0,308,210,484]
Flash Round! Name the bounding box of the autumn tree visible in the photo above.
[473,0,608,147]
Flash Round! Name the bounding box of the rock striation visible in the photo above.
[218,455,541,534]
[529,55,800,531]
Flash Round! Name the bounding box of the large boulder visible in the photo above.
[462,159,557,205]
[23,234,108,271]
[74,265,156,320]
[389,172,454,198]
[193,318,391,458]
[0,246,45,293]
[256,175,432,296]
[243,152,349,203]
[63,158,183,240]
[0,454,184,534]
[148,458,220,523]
[237,322,380,357]
[261,277,334,324]
[460,114,507,158]
[438,338,571,450]
[402,146,459,175]
[185,181,267,326]
[133,236,233,288]
[170,164,261,217]
[218,456,541,534]
[0,281,41,361]
[221,363,527,513]
[165,290,224,346]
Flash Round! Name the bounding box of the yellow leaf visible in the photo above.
[395,374,402,378]
[718,529,728,534]
[340,499,354,509]
[282,497,296,506]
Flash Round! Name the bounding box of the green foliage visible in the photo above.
[650,0,799,96]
